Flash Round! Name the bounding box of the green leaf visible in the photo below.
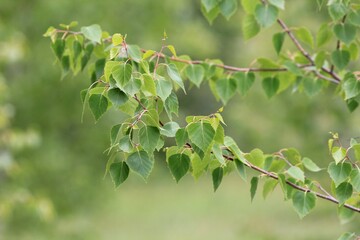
[333,23,357,45]
[110,162,129,187]
[337,232,356,240]
[331,50,350,70]
[119,135,133,153]
[201,4,220,25]
[328,162,352,186]
[212,143,225,165]
[350,169,360,192]
[335,182,353,205]
[328,3,348,21]
[155,77,173,102]
[166,45,177,57]
[81,24,102,44]
[255,4,278,28]
[342,73,360,100]
[201,0,219,12]
[142,50,155,60]
[215,78,237,105]
[123,77,141,96]
[302,157,322,172]
[250,176,259,202]
[269,0,284,9]
[263,178,278,199]
[262,77,279,98]
[185,64,205,87]
[224,136,246,163]
[187,121,215,152]
[166,63,185,93]
[295,27,314,48]
[278,173,288,200]
[219,0,238,20]
[104,61,119,82]
[88,94,108,121]
[331,147,346,164]
[139,126,160,153]
[127,45,142,62]
[126,151,153,181]
[164,92,179,120]
[110,124,121,146]
[112,33,123,46]
[246,148,265,168]
[73,40,82,60]
[168,153,190,182]
[338,206,355,224]
[112,63,132,89]
[51,38,65,60]
[287,166,305,182]
[175,128,188,147]
[303,77,322,97]
[141,74,157,96]
[348,9,360,27]
[316,23,333,47]
[347,99,359,112]
[241,0,257,14]
[235,72,255,95]
[212,167,224,192]
[107,88,128,107]
[292,191,316,218]
[235,159,247,182]
[272,32,285,55]
[160,122,180,137]
[242,14,260,40]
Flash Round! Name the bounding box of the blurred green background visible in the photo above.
[0,0,359,239]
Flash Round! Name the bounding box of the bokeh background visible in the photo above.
[0,0,359,239]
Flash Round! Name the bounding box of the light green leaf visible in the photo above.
[110,124,122,146]
[350,169,360,192]
[328,3,348,21]
[119,135,133,153]
[187,121,215,152]
[112,33,123,46]
[295,27,314,48]
[112,63,133,89]
[212,167,224,192]
[126,151,153,181]
[201,4,220,25]
[219,0,238,20]
[164,92,179,120]
[155,76,173,101]
[241,0,258,14]
[302,157,322,172]
[166,45,177,57]
[141,74,157,96]
[123,77,141,96]
[175,128,188,147]
[107,88,128,107]
[262,77,279,98]
[272,32,285,55]
[139,126,160,153]
[246,148,265,168]
[335,182,353,205]
[212,143,225,165]
[348,9,360,26]
[255,4,278,28]
[342,73,360,100]
[242,14,260,40]
[201,0,219,12]
[337,232,356,240]
[235,72,255,95]
[104,61,119,82]
[338,206,355,224]
[333,23,357,45]
[127,45,142,62]
[224,136,246,163]
[331,147,346,164]
[250,176,259,202]
[168,153,190,182]
[160,122,180,137]
[88,94,108,121]
[292,191,316,218]
[331,50,350,70]
[269,0,284,9]
[142,50,155,60]
[287,166,305,182]
[215,78,237,105]
[303,77,322,97]
[185,64,205,87]
[263,178,278,199]
[328,162,352,186]
[110,162,129,187]
[81,24,102,44]
[317,23,333,47]
[235,159,247,182]
[166,63,185,93]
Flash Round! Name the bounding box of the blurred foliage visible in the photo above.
[0,0,359,239]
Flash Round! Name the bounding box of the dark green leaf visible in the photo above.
[234,72,255,96]
[139,126,160,153]
[328,3,348,21]
[126,151,153,180]
[350,169,360,192]
[212,143,225,165]
[348,9,360,26]
[164,92,179,120]
[347,99,359,112]
[250,176,259,202]
[212,167,224,192]
[89,94,108,121]
[262,77,279,98]
[333,23,357,45]
[272,32,285,55]
[110,162,129,187]
[175,128,188,147]
[335,182,353,205]
[219,0,237,20]
[110,124,121,146]
[328,162,352,186]
[292,191,316,218]
[331,50,350,70]
[168,154,190,182]
[95,58,106,80]
[215,78,237,104]
[235,159,247,182]
[108,88,128,107]
[51,38,65,60]
[119,135,133,153]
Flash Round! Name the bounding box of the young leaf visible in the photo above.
[212,167,224,192]
[187,121,215,152]
[215,78,237,105]
[255,4,278,28]
[110,162,129,187]
[335,182,353,205]
[166,63,186,93]
[241,0,257,14]
[88,94,108,121]
[302,157,322,172]
[104,61,119,82]
[139,126,160,153]
[107,88,128,107]
[333,23,357,45]
[262,77,279,98]
[160,122,180,137]
[331,50,350,70]
[272,32,285,55]
[112,33,123,46]
[201,4,220,25]
[292,191,316,218]
[242,14,260,40]
[126,151,153,181]
[328,162,352,187]
[81,24,102,44]
[185,64,205,87]
[287,166,305,182]
[250,176,259,202]
[168,153,190,182]
[331,147,346,164]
